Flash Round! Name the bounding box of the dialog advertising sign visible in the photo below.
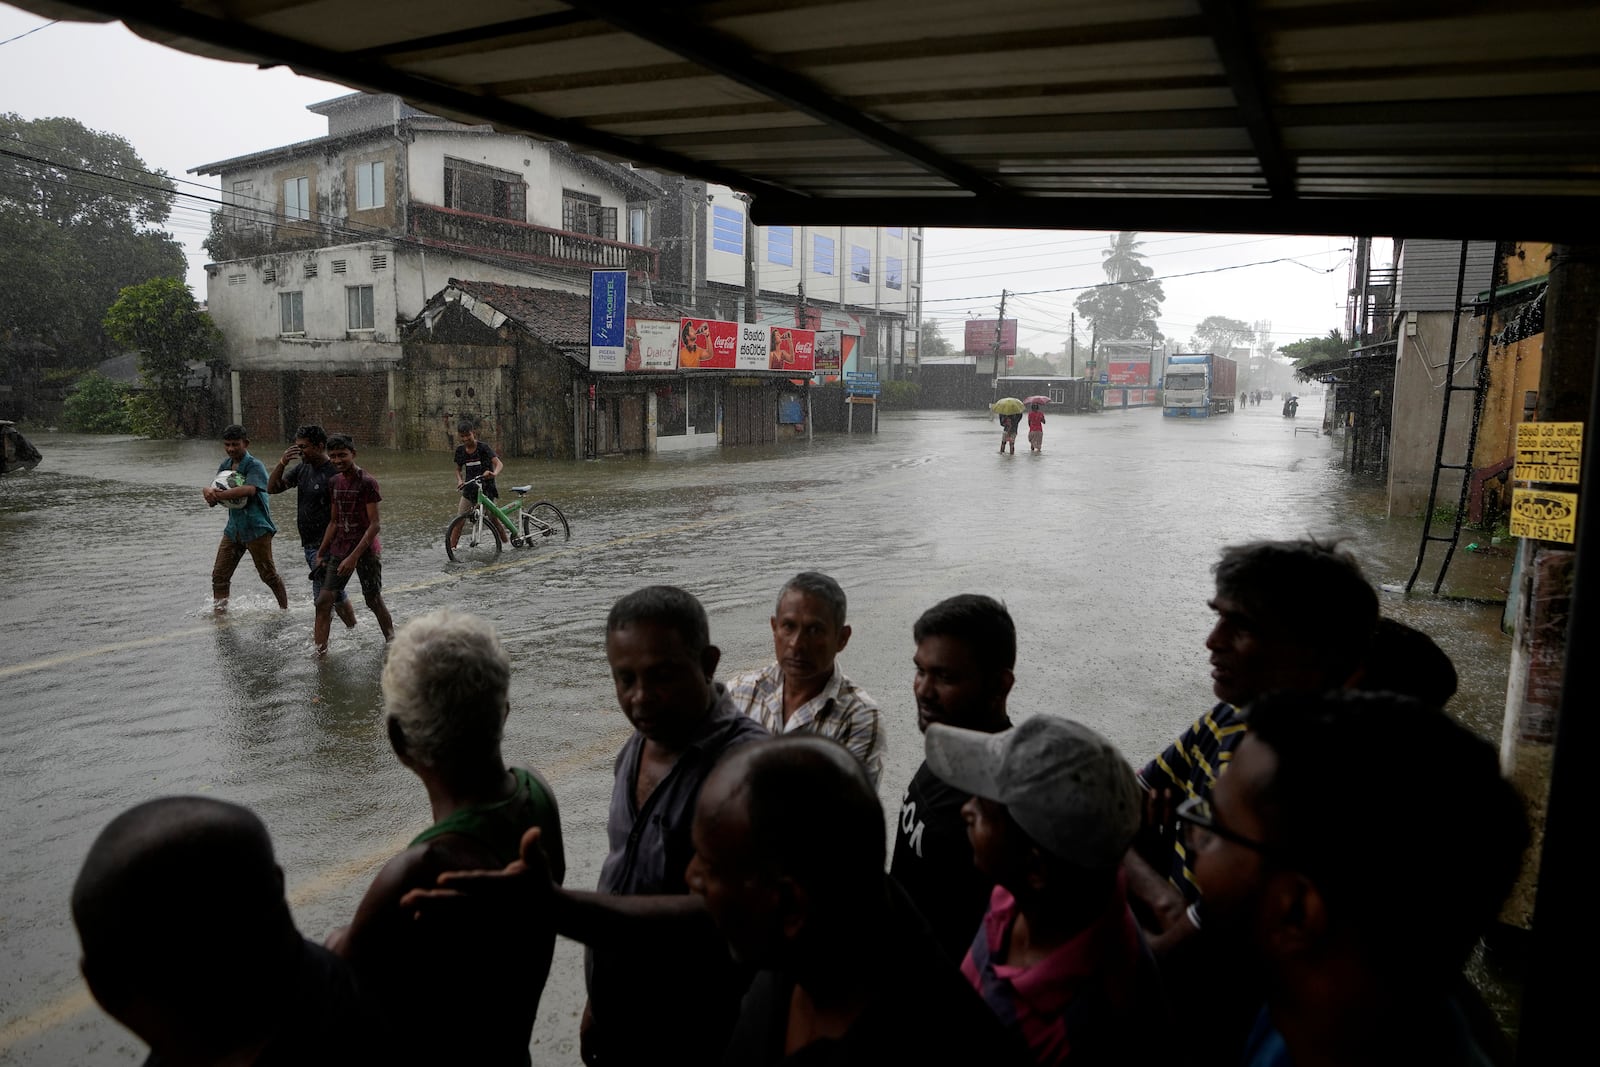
[769,327,815,373]
[589,269,627,372]
[679,317,737,369]
[1107,360,1151,386]
[964,318,1018,356]
[814,330,843,373]
[736,323,770,371]
[1511,488,1578,544]
[628,318,679,371]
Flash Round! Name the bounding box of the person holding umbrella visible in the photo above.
[991,397,1025,454]
[1023,395,1050,453]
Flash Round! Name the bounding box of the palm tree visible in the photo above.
[1101,232,1147,284]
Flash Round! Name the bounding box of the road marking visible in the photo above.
[0,722,635,1050]
[0,504,790,680]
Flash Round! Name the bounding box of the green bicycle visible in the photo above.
[446,474,570,563]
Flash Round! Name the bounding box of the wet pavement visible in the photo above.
[0,398,1514,1064]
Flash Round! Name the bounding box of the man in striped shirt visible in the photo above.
[1126,539,1378,953]
[726,572,885,786]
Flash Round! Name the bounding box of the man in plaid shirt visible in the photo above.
[726,572,885,786]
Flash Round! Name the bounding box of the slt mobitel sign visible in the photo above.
[1511,422,1583,544]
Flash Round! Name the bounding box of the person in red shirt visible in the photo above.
[313,434,394,652]
[1027,405,1046,452]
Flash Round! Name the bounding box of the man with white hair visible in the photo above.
[329,608,564,1066]
[925,715,1168,1065]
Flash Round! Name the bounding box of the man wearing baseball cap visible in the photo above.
[925,715,1167,1066]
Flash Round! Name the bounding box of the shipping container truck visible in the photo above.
[1161,353,1237,417]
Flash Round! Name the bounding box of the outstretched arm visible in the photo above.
[400,827,714,950]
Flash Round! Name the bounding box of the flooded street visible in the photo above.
[0,399,1513,1064]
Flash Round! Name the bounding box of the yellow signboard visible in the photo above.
[1510,488,1578,544]
[1514,421,1583,485]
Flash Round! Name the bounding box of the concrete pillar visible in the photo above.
[1518,242,1600,1064]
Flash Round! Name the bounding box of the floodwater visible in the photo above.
[0,398,1514,1064]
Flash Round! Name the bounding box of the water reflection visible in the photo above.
[0,402,1518,1063]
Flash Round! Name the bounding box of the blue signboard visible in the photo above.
[844,371,881,396]
[1099,374,1109,384]
[589,269,627,372]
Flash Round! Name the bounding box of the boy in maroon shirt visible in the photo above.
[314,434,394,652]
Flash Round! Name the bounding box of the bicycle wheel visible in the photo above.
[522,502,570,542]
[446,511,503,563]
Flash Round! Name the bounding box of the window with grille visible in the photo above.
[628,206,646,245]
[331,260,346,274]
[356,161,385,210]
[279,291,304,333]
[304,262,318,279]
[814,234,835,276]
[228,273,246,286]
[443,157,527,221]
[282,176,310,221]
[370,253,388,271]
[768,226,794,267]
[262,268,277,283]
[347,285,375,331]
[562,190,616,238]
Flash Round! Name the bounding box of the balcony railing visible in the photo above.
[410,203,657,277]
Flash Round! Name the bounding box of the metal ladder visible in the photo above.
[1405,240,1504,594]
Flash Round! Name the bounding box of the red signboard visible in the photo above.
[964,318,1018,356]
[770,327,815,373]
[679,317,738,369]
[1107,360,1151,386]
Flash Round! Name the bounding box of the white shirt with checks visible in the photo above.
[725,661,885,786]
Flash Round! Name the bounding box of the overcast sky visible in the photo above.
[2,6,1362,355]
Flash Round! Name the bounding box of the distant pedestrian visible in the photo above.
[314,434,394,651]
[1027,405,1046,452]
[204,424,289,614]
[999,412,1022,454]
[267,424,356,628]
[1240,391,1248,408]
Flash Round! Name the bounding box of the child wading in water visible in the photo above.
[314,434,395,652]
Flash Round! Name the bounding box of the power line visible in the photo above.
[0,19,56,48]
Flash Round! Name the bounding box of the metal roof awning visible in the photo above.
[17,0,1600,239]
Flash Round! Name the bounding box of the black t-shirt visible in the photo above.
[889,759,996,963]
[144,939,386,1066]
[454,442,499,499]
[720,879,1026,1066]
[282,457,338,547]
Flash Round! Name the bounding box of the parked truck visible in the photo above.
[1161,353,1237,417]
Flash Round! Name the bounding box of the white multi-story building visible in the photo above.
[650,177,923,379]
[193,92,661,374]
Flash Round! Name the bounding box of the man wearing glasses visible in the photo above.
[1184,691,1525,1067]
[1122,540,1377,1066]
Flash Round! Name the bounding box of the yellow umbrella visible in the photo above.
[990,397,1026,415]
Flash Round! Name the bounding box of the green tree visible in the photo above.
[1281,329,1352,371]
[103,277,223,437]
[919,320,954,360]
[1011,350,1058,376]
[0,115,187,375]
[1074,232,1165,342]
[1190,315,1255,356]
[61,371,133,433]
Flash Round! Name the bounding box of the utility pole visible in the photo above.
[1070,313,1077,376]
[737,192,756,323]
[992,289,1008,385]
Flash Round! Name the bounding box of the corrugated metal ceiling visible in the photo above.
[18,0,1600,237]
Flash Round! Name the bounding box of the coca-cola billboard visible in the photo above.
[679,317,739,369]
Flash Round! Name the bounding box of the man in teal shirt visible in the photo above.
[203,424,288,614]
